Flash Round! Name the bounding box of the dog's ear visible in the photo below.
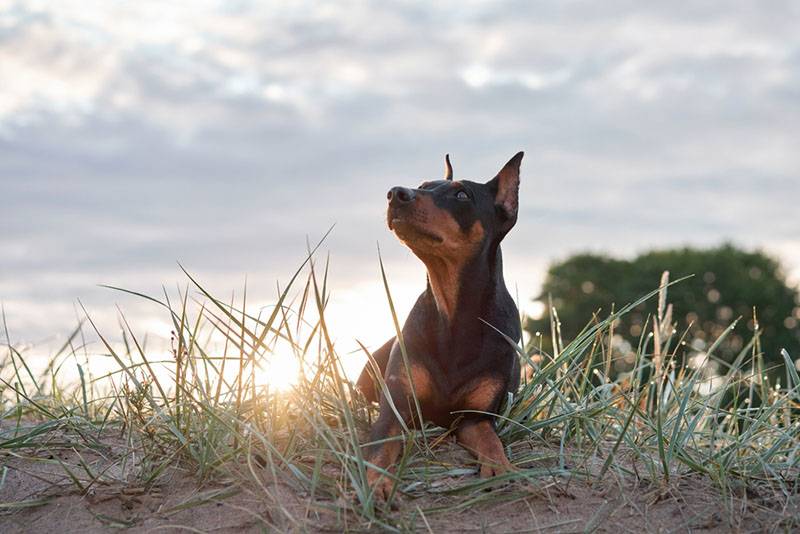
[488,151,523,231]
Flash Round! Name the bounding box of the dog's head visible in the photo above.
[387,152,523,262]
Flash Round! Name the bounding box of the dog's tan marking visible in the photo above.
[394,363,433,403]
[461,376,503,412]
[415,194,459,239]
[456,419,514,478]
[426,268,460,321]
[409,195,485,320]
[462,219,485,247]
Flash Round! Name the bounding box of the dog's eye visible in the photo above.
[455,190,470,201]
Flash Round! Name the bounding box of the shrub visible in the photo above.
[524,244,800,378]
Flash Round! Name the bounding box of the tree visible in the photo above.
[524,244,800,378]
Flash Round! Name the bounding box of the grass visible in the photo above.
[1,243,799,532]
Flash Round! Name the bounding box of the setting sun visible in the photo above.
[255,349,302,392]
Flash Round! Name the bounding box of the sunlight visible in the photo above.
[324,280,420,381]
[255,349,302,392]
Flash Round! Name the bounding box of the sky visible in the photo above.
[1,1,799,373]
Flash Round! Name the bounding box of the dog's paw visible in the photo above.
[366,470,397,505]
[373,478,394,502]
[478,459,515,479]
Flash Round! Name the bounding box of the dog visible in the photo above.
[356,151,524,500]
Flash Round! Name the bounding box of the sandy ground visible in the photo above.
[1,427,796,532]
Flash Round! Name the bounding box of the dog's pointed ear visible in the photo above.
[488,151,523,231]
[444,154,453,181]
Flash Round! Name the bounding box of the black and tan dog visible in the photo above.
[356,152,524,500]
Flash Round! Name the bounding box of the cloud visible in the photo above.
[1,0,798,352]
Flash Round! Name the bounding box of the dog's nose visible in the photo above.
[387,186,415,204]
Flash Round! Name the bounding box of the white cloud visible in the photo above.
[461,64,571,90]
[1,0,798,351]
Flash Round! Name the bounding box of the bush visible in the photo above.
[524,244,800,377]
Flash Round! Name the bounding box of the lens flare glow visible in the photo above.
[256,351,302,392]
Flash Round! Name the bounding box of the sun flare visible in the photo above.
[255,351,302,392]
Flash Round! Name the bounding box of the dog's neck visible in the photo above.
[423,245,504,324]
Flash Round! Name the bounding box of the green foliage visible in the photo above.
[525,244,800,376]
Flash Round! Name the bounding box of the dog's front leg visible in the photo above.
[364,418,403,501]
[363,381,415,501]
[456,418,514,478]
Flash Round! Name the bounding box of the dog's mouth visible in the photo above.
[388,216,443,245]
